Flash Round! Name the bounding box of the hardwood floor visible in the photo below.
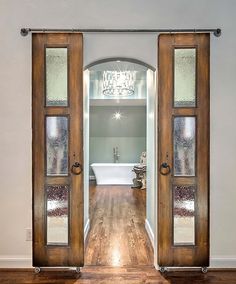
[85,184,154,266]
[1,184,235,283]
[1,268,236,283]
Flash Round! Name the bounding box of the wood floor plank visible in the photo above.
[1,268,236,283]
[1,185,235,283]
[85,184,154,266]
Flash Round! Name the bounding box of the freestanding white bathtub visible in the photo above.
[91,163,136,185]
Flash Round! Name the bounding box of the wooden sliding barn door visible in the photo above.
[32,33,84,267]
[158,33,210,267]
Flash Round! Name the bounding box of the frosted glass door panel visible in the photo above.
[46,116,68,176]
[47,185,69,245]
[174,117,196,176]
[173,185,195,245]
[46,48,68,106]
[174,49,196,107]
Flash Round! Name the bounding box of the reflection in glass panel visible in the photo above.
[46,48,68,106]
[47,185,69,245]
[174,117,196,176]
[46,116,68,176]
[174,49,196,107]
[173,185,195,245]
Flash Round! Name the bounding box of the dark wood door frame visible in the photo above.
[158,33,210,267]
[32,33,84,267]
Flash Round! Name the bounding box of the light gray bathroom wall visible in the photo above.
[0,0,236,268]
[89,106,146,174]
[90,106,146,137]
[90,137,145,162]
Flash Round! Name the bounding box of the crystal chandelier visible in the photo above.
[102,71,135,97]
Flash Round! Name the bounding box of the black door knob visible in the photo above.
[160,162,171,175]
[71,162,83,175]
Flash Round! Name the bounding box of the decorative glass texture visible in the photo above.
[47,185,69,245]
[173,185,195,245]
[174,48,196,107]
[174,117,196,176]
[46,48,68,106]
[46,116,68,176]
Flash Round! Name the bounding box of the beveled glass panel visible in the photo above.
[46,48,68,106]
[174,117,196,176]
[47,185,69,245]
[173,185,195,245]
[46,116,68,176]
[174,48,196,107]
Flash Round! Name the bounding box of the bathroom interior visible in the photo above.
[84,59,156,266]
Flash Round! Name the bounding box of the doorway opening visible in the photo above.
[84,58,156,266]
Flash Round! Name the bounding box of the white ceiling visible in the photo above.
[88,60,148,72]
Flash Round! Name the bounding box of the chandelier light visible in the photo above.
[102,71,135,97]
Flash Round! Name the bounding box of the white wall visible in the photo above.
[145,70,156,251]
[0,0,236,268]
[83,70,90,239]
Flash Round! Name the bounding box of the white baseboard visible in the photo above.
[84,218,90,242]
[0,255,31,268]
[145,219,154,249]
[210,256,236,268]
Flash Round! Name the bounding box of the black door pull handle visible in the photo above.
[160,162,171,175]
[71,162,83,175]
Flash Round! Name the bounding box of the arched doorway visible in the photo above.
[83,58,157,267]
